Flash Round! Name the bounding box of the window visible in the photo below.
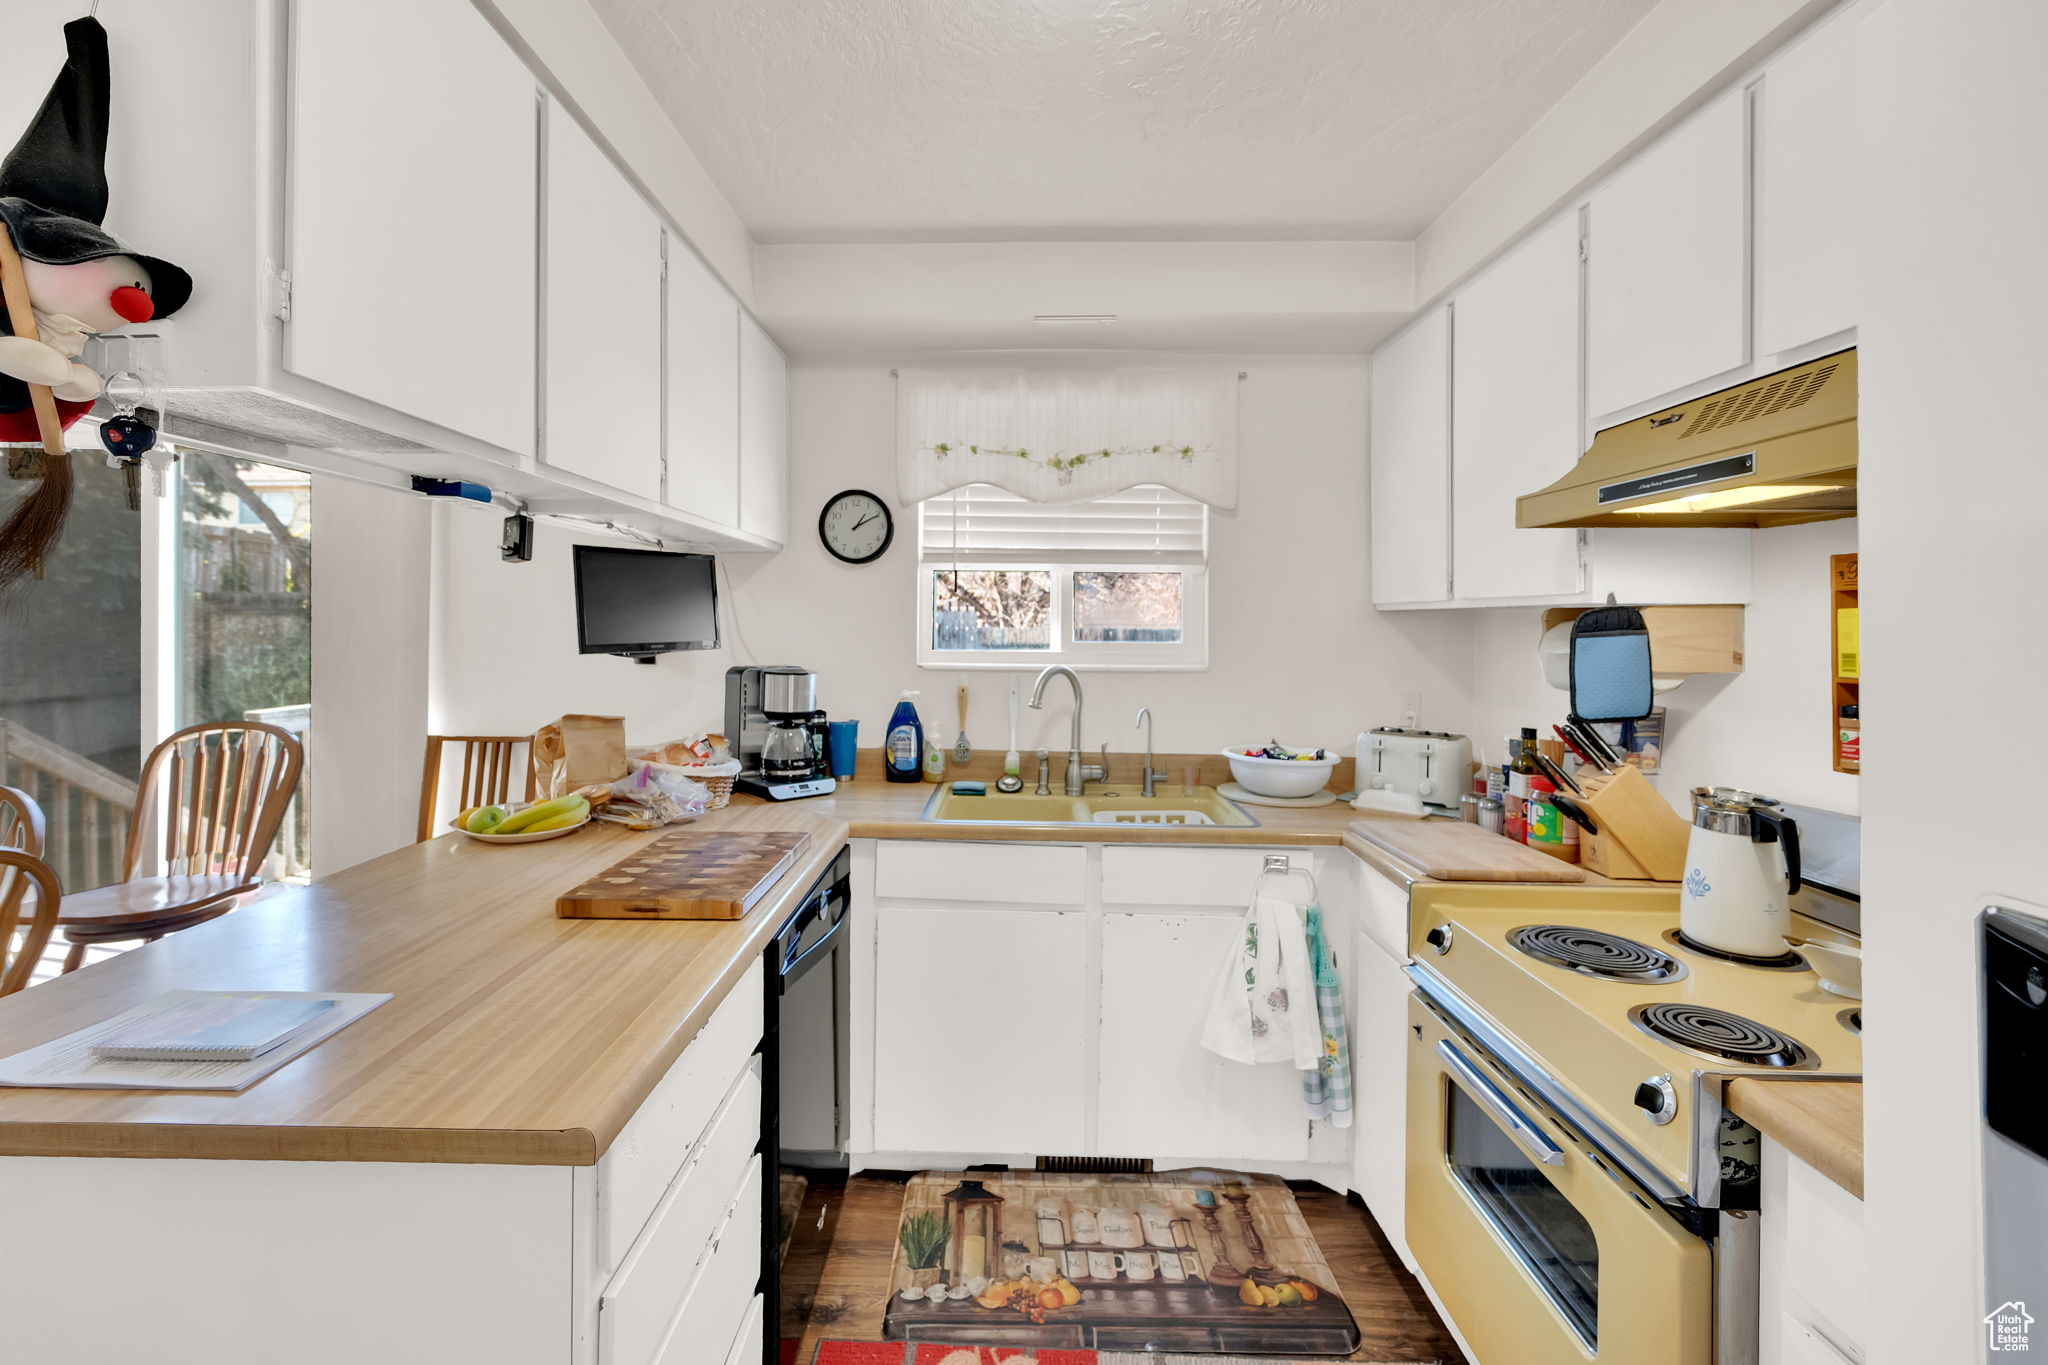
[917,485,1208,669]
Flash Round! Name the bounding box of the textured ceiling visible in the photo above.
[585,0,1659,243]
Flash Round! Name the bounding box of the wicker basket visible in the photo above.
[676,765,738,810]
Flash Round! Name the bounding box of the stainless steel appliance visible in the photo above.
[726,666,837,801]
[1405,883,1863,1365]
[759,845,852,1365]
[1983,900,2048,1359]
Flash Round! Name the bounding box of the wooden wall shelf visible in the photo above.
[1831,554,1860,774]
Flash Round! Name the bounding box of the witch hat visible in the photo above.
[0,16,192,317]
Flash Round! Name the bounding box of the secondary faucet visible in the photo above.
[1134,707,1168,798]
[1029,665,1106,796]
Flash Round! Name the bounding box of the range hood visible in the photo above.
[1518,349,1856,529]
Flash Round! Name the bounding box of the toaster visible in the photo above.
[1357,727,1474,811]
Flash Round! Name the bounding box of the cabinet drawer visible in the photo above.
[645,1157,765,1365]
[720,1295,765,1365]
[600,970,763,1273]
[874,841,1085,905]
[1100,846,1295,907]
[1775,1141,1866,1347]
[603,1077,762,1365]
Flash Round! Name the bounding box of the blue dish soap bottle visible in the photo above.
[885,690,925,783]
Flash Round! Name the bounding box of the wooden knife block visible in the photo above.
[1575,766,1690,882]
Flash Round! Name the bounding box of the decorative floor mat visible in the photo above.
[880,1170,1360,1356]
[816,1346,1433,1365]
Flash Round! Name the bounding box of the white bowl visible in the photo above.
[1222,746,1339,799]
[1797,939,1863,999]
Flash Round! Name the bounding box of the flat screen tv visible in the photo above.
[572,545,719,661]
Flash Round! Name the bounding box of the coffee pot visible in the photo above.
[1679,788,1803,960]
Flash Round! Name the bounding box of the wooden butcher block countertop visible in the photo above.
[1727,1078,1865,1199]
[0,804,849,1166]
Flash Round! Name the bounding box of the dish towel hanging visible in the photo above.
[1301,904,1354,1129]
[1200,895,1321,1070]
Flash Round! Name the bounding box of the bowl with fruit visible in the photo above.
[1224,742,1339,799]
[452,795,592,843]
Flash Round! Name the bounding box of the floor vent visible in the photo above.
[1035,1155,1155,1174]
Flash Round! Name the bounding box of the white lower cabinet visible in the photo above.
[641,1157,765,1365]
[1758,1135,1865,1365]
[1098,912,1310,1162]
[1350,925,1413,1270]
[873,904,1089,1154]
[721,1296,766,1365]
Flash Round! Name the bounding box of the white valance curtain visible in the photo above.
[896,369,1239,508]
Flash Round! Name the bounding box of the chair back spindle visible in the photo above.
[127,723,305,882]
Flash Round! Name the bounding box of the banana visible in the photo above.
[525,798,590,832]
[492,795,589,835]
[464,805,507,834]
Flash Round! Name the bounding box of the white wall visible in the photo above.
[779,358,1476,758]
[1468,519,1860,813]
[309,476,431,874]
[1858,2,2048,1360]
[427,357,1474,765]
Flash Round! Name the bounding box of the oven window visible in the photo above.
[1448,1082,1600,1348]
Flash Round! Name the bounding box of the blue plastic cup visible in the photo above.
[827,720,859,779]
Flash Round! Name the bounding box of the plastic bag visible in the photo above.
[604,759,711,827]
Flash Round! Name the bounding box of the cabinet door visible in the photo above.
[1097,913,1310,1162]
[289,0,536,458]
[544,102,663,501]
[738,314,790,544]
[664,236,740,526]
[1349,933,1413,1270]
[1586,92,1749,419]
[872,906,1087,1154]
[1369,307,1452,606]
[1452,214,1584,601]
[1755,13,1858,358]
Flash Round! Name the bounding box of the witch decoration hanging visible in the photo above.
[0,16,193,589]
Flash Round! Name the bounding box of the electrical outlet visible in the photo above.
[1400,690,1422,731]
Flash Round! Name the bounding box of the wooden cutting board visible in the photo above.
[556,829,811,920]
[1350,819,1587,882]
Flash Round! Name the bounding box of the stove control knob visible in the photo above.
[1424,925,1454,956]
[1633,1074,1678,1125]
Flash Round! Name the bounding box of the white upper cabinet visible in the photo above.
[1586,92,1749,420]
[1754,11,1859,359]
[543,102,664,502]
[663,237,741,528]
[738,315,791,546]
[287,0,537,459]
[1368,307,1452,607]
[1452,214,1585,602]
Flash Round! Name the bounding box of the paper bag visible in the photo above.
[532,714,628,796]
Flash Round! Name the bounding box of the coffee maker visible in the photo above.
[726,666,837,801]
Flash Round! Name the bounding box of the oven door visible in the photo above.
[1405,994,1713,1365]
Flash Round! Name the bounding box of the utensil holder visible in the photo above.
[1573,766,1690,882]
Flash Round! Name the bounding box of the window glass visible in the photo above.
[932,570,1051,651]
[1072,570,1184,643]
[0,459,141,893]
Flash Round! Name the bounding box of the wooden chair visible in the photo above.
[417,735,533,842]
[0,848,60,996]
[54,721,304,973]
[0,784,43,858]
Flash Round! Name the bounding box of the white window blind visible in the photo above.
[918,485,1207,564]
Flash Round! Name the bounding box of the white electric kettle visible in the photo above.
[1679,788,1803,959]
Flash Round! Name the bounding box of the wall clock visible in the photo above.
[818,489,894,564]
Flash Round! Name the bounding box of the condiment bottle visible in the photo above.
[1837,704,1860,773]
[1506,728,1540,842]
[1526,777,1577,861]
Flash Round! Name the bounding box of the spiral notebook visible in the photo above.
[0,989,391,1091]
[89,995,338,1062]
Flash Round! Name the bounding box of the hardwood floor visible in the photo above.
[778,1171,1465,1365]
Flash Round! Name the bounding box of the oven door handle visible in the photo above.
[1438,1039,1565,1167]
